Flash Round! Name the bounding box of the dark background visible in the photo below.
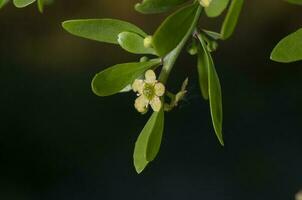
[0,0,302,199]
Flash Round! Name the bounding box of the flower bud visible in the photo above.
[143,36,153,48]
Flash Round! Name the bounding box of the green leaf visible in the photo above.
[197,44,209,100]
[152,3,199,56]
[286,0,302,5]
[37,0,44,12]
[62,19,147,44]
[205,0,230,18]
[220,0,244,40]
[0,0,9,9]
[37,0,53,12]
[203,29,222,40]
[13,0,36,8]
[117,32,156,55]
[135,0,187,14]
[134,109,164,174]
[271,28,302,63]
[92,60,160,96]
[198,34,224,146]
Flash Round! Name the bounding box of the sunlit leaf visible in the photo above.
[286,0,302,5]
[13,0,35,8]
[198,34,224,146]
[92,60,160,96]
[205,0,229,18]
[134,109,164,174]
[271,28,302,63]
[118,32,156,55]
[152,3,199,56]
[135,0,188,14]
[220,0,244,40]
[62,19,147,44]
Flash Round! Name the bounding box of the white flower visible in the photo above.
[199,0,212,7]
[132,70,165,113]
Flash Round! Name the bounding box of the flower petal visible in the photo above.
[145,70,156,84]
[135,95,149,113]
[154,82,165,97]
[150,96,162,112]
[132,79,144,94]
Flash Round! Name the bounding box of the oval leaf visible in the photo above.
[117,32,156,55]
[92,60,160,96]
[271,28,302,63]
[134,109,164,174]
[135,0,187,14]
[62,19,147,44]
[152,3,199,56]
[220,0,244,40]
[205,0,230,18]
[13,0,36,8]
[198,34,224,146]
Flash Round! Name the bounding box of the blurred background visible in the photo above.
[0,0,302,199]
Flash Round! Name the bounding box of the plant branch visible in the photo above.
[158,5,202,84]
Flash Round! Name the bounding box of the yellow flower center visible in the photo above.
[143,83,155,100]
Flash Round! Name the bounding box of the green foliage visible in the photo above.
[92,60,160,97]
[197,41,209,100]
[37,0,52,12]
[0,0,9,8]
[286,0,302,5]
[13,0,35,8]
[135,0,188,14]
[117,32,156,55]
[271,28,302,63]
[62,19,147,45]
[3,0,300,174]
[152,3,199,56]
[62,0,239,173]
[205,0,230,18]
[134,109,164,173]
[0,0,52,12]
[221,0,244,40]
[197,34,224,145]
[37,0,43,12]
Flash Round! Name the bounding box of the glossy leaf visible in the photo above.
[134,109,164,174]
[198,35,224,146]
[286,0,302,5]
[62,19,147,44]
[0,0,9,9]
[220,0,244,40]
[197,44,209,100]
[13,0,36,8]
[117,32,156,55]
[271,28,302,63]
[205,0,229,18]
[92,60,160,96]
[152,3,199,56]
[135,0,187,14]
